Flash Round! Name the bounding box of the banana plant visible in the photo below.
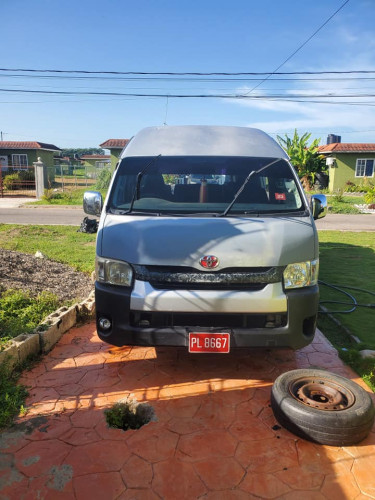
[277,130,326,190]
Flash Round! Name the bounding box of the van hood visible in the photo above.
[99,214,317,269]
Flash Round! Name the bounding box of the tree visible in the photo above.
[60,148,105,158]
[277,130,326,190]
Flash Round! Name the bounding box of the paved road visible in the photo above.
[315,213,375,231]
[0,199,374,229]
[0,206,89,226]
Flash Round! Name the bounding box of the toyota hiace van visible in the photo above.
[84,126,326,352]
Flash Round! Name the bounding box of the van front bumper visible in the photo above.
[95,282,319,350]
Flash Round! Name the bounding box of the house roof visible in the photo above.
[318,143,375,153]
[80,155,111,160]
[0,141,61,151]
[99,139,129,149]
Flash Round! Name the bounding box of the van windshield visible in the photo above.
[108,156,305,216]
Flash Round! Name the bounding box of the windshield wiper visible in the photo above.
[124,154,162,214]
[218,158,280,217]
[109,209,162,216]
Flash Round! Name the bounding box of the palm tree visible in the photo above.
[277,130,326,190]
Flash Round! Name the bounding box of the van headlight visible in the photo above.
[96,257,133,286]
[283,259,319,289]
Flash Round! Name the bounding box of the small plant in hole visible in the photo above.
[104,398,155,431]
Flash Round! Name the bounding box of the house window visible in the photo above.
[355,159,374,177]
[12,154,28,169]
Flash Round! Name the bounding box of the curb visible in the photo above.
[0,291,95,371]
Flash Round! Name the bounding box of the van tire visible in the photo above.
[271,369,375,446]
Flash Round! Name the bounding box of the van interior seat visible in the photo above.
[235,179,269,204]
[173,184,201,202]
[140,174,172,200]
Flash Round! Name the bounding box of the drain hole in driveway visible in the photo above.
[104,397,155,431]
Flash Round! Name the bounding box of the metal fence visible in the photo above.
[0,162,108,198]
[0,165,36,198]
[50,163,105,192]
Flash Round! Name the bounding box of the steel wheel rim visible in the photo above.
[288,376,356,411]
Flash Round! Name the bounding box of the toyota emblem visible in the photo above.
[199,255,219,269]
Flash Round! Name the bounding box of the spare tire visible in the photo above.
[271,369,375,446]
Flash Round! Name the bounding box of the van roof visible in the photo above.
[121,126,288,159]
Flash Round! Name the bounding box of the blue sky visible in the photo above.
[1,0,375,149]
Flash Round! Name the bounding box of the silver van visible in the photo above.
[84,126,326,352]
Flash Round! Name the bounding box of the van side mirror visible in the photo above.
[83,191,103,217]
[311,194,327,220]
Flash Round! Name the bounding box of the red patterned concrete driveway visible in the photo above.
[0,322,374,499]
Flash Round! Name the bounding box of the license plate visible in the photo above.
[189,332,230,353]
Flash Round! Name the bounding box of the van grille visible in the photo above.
[133,265,282,291]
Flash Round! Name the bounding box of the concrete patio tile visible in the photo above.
[202,491,257,500]
[64,440,130,476]
[34,367,86,389]
[117,488,160,500]
[58,427,101,446]
[167,416,206,435]
[73,472,125,500]
[193,456,245,490]
[279,491,326,500]
[351,454,375,498]
[229,414,275,441]
[126,425,179,463]
[120,454,153,488]
[152,459,207,499]
[1,321,374,499]
[321,471,361,499]
[26,415,72,442]
[24,471,75,500]
[274,465,325,490]
[15,439,72,477]
[235,438,298,473]
[177,429,237,461]
[239,471,291,498]
[69,407,104,429]
[194,396,236,428]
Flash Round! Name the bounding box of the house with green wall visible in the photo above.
[0,141,61,170]
[318,142,375,192]
[80,154,111,168]
[99,139,130,170]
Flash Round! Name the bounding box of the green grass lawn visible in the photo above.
[0,225,96,273]
[318,231,375,348]
[326,195,364,214]
[30,187,107,206]
[317,230,375,391]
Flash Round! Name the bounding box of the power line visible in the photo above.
[1,68,375,77]
[1,88,375,99]
[243,0,351,95]
[1,73,375,84]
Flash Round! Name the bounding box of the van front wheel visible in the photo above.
[271,368,375,446]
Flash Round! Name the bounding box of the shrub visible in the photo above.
[0,289,60,341]
[41,189,72,203]
[3,170,35,190]
[345,180,357,193]
[364,187,375,205]
[96,169,113,190]
[332,188,344,202]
